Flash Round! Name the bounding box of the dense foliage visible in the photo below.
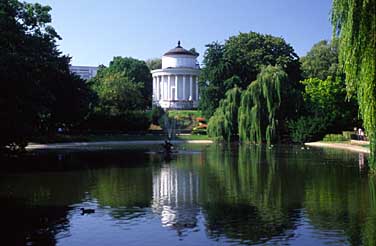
[150,106,165,125]
[0,0,92,151]
[91,57,152,110]
[289,76,359,143]
[238,66,287,144]
[86,57,152,132]
[207,86,242,141]
[208,66,290,144]
[332,0,376,169]
[145,58,162,70]
[288,39,359,143]
[199,32,301,118]
[205,35,362,145]
[300,40,339,80]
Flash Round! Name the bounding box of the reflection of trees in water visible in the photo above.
[1,146,375,245]
[199,144,304,244]
[197,144,376,245]
[303,164,376,245]
[0,171,89,245]
[92,167,153,208]
[90,167,153,219]
[1,198,71,245]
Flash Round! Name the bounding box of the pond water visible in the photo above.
[0,144,375,246]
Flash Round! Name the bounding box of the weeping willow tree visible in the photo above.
[238,65,287,145]
[332,0,376,169]
[207,86,242,141]
[238,80,263,143]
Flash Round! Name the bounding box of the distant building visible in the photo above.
[151,41,200,109]
[69,65,98,80]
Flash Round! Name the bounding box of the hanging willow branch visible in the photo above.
[239,81,262,143]
[332,0,376,169]
[238,65,286,144]
[207,86,242,141]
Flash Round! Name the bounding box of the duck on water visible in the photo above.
[80,208,95,215]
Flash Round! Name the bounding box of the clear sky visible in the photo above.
[29,0,333,66]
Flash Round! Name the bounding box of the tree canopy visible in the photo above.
[0,0,92,151]
[145,58,162,70]
[208,65,289,144]
[300,40,339,80]
[90,56,152,113]
[288,39,359,144]
[199,32,301,118]
[238,65,287,144]
[207,86,242,141]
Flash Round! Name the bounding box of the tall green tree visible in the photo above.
[0,0,92,151]
[207,86,242,141]
[90,72,144,115]
[90,56,152,112]
[199,32,301,118]
[302,76,358,130]
[145,58,161,70]
[332,0,376,168]
[288,76,359,143]
[238,66,287,144]
[300,40,339,80]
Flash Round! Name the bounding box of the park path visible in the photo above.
[305,141,370,154]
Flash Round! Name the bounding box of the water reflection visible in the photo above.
[0,144,375,245]
[152,163,200,232]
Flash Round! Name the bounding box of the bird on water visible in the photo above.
[80,208,95,215]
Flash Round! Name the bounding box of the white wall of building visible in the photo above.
[69,66,98,80]
[162,55,197,69]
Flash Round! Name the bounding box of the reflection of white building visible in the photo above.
[151,41,200,109]
[152,164,200,229]
[69,65,98,80]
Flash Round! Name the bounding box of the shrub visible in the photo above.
[150,106,165,125]
[323,134,347,142]
[342,131,354,140]
[288,116,327,144]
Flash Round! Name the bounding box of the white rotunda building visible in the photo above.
[151,41,200,109]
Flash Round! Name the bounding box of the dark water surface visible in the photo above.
[1,144,375,246]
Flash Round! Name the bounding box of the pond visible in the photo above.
[0,144,375,246]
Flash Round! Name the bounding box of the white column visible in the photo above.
[195,76,199,100]
[157,76,160,100]
[167,75,171,100]
[183,75,186,100]
[153,76,156,100]
[175,75,178,100]
[189,75,193,100]
[161,76,164,100]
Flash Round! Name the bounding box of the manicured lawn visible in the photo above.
[166,110,206,131]
[167,110,203,119]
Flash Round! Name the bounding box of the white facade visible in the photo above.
[162,54,198,69]
[69,65,98,80]
[151,42,200,109]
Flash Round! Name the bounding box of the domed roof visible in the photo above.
[163,41,198,57]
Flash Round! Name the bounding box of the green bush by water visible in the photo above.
[322,134,347,142]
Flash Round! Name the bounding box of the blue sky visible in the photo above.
[30,0,333,66]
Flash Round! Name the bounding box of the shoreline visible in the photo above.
[26,140,214,150]
[305,141,370,154]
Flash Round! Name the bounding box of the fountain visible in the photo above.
[160,115,178,158]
